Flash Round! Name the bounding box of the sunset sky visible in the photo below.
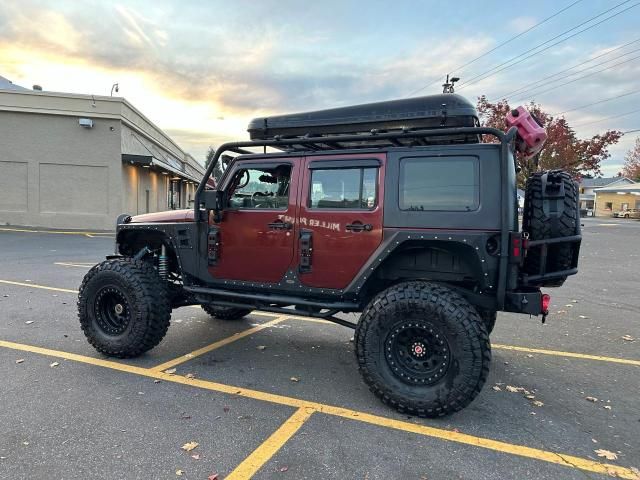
[1,0,638,174]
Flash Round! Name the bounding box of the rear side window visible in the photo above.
[310,168,377,209]
[399,156,479,211]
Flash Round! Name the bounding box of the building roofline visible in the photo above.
[595,183,640,192]
[0,88,192,163]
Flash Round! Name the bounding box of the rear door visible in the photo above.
[209,159,299,283]
[296,154,385,289]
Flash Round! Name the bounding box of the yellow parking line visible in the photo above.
[0,227,114,236]
[3,279,637,368]
[226,407,314,480]
[54,262,95,268]
[150,317,287,372]
[493,344,640,367]
[0,279,77,294]
[0,339,637,479]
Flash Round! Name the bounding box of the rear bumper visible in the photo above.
[504,290,545,316]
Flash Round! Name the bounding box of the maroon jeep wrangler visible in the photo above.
[78,94,580,417]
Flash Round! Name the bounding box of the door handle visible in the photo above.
[346,222,373,232]
[268,220,293,230]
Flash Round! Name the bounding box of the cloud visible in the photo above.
[1,0,637,169]
[508,16,538,33]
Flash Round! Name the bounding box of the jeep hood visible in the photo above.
[129,209,194,223]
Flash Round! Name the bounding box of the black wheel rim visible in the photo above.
[94,286,132,336]
[384,321,451,386]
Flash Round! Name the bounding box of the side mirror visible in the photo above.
[201,190,225,222]
[202,190,223,210]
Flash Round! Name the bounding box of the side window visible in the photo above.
[399,156,479,211]
[310,168,377,209]
[604,202,613,210]
[228,164,291,209]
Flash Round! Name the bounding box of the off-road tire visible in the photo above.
[523,171,579,287]
[78,258,171,358]
[355,281,491,417]
[202,304,252,320]
[478,309,497,335]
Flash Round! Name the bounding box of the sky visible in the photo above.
[1,0,638,175]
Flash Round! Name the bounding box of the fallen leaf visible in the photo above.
[208,475,219,480]
[506,385,523,393]
[603,405,612,410]
[181,441,199,452]
[223,406,230,413]
[621,335,635,342]
[49,362,59,368]
[526,354,533,358]
[594,449,617,460]
[25,321,34,325]
[279,466,289,472]
[15,359,25,364]
[191,454,200,460]
[556,310,567,314]
[290,377,300,382]
[185,373,195,379]
[525,394,536,400]
[165,368,177,375]
[578,315,589,319]
[585,396,598,402]
[22,441,29,446]
[565,304,573,308]
[154,380,161,384]
[492,386,501,391]
[572,299,578,303]
[532,400,544,407]
[175,469,183,476]
[257,345,266,350]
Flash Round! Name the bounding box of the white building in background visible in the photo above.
[0,76,205,230]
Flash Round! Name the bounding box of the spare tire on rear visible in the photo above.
[522,170,579,287]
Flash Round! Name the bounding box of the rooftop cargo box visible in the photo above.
[247,94,479,148]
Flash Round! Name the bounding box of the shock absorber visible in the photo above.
[158,244,168,280]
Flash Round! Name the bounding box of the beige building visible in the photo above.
[0,80,205,230]
[594,183,640,217]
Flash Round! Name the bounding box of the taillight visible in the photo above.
[541,294,551,313]
[512,237,521,258]
[509,233,524,263]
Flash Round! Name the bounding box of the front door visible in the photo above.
[297,154,385,289]
[209,160,299,283]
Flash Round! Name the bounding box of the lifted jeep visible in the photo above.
[78,94,581,417]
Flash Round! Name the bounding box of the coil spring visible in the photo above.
[158,247,168,280]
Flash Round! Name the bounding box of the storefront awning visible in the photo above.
[121,154,201,183]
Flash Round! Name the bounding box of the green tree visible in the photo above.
[205,146,226,184]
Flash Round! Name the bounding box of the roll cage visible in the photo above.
[194,126,518,310]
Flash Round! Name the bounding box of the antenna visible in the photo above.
[111,83,119,96]
[442,75,460,94]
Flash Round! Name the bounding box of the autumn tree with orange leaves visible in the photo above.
[476,96,622,187]
[621,137,640,181]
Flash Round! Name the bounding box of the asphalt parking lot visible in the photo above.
[1,218,639,480]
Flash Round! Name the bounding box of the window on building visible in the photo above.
[309,168,377,209]
[228,165,291,209]
[399,156,479,211]
[605,202,613,210]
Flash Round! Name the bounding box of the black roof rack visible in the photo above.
[247,94,480,152]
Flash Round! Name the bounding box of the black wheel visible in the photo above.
[202,304,252,320]
[522,170,579,287]
[355,281,491,417]
[477,309,497,334]
[78,258,171,358]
